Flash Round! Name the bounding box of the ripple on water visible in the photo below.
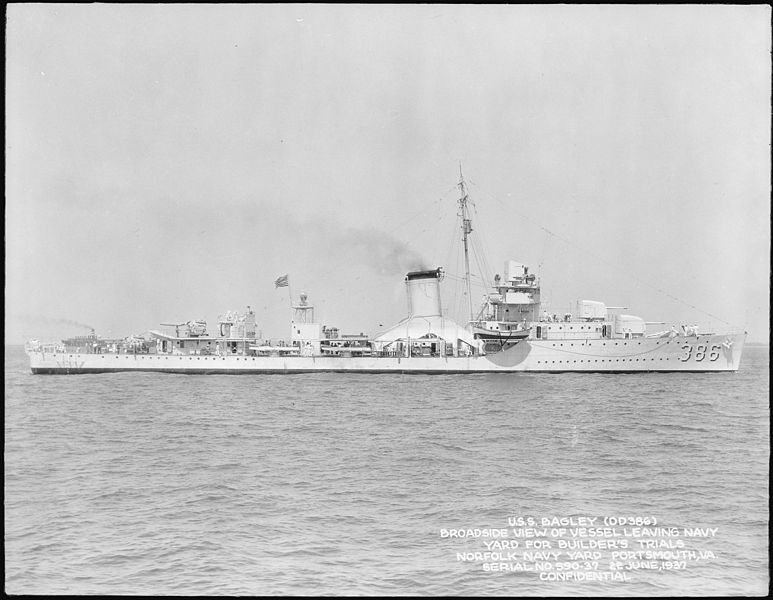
[4,345,769,595]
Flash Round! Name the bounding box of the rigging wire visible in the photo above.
[442,201,461,271]
[465,180,742,330]
[453,217,464,322]
[469,234,492,318]
[440,202,463,322]
[468,199,495,284]
[469,233,492,290]
[379,188,453,241]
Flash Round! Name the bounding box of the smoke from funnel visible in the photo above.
[341,226,429,275]
[257,209,432,277]
[16,315,94,331]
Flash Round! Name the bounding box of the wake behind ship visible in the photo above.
[25,174,746,374]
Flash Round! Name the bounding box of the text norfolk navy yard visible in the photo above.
[25,173,746,374]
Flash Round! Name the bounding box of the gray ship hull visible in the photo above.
[27,332,745,374]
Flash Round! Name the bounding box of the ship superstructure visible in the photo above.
[150,308,258,356]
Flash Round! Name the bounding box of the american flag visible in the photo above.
[274,274,289,288]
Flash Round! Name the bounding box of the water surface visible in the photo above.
[5,345,768,595]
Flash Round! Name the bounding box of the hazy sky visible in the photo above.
[6,4,770,343]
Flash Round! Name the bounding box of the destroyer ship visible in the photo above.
[25,174,746,374]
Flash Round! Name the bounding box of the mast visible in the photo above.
[458,166,475,325]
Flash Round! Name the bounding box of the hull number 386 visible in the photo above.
[680,343,721,362]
